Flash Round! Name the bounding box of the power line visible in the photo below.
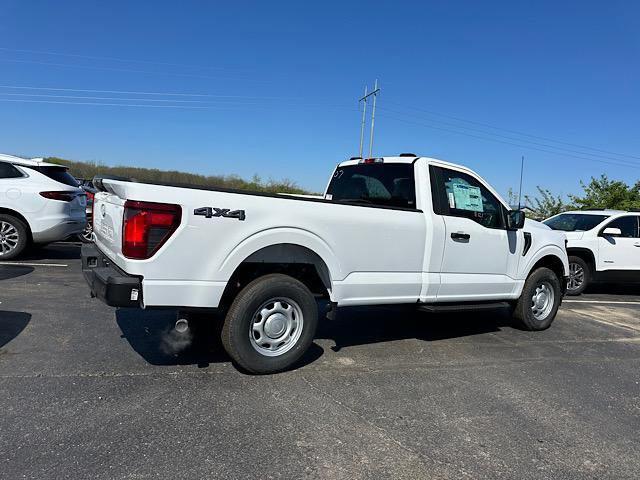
[0,58,269,83]
[378,105,640,167]
[387,100,640,162]
[0,46,257,73]
[0,92,280,104]
[0,84,297,99]
[376,111,640,170]
[0,97,360,112]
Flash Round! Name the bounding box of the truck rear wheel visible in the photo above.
[513,267,562,331]
[221,273,318,374]
[0,214,28,260]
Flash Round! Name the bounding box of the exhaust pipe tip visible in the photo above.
[175,318,189,334]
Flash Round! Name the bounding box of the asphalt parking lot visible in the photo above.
[1,243,639,479]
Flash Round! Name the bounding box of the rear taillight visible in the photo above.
[40,191,76,202]
[122,200,181,259]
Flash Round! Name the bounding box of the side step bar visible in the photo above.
[417,301,511,313]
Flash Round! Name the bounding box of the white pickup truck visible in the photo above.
[82,155,569,373]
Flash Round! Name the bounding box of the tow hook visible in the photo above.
[175,317,189,334]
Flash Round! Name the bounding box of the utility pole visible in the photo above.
[358,86,368,158]
[358,80,380,158]
[368,79,378,158]
[518,155,525,209]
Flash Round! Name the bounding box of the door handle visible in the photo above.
[451,232,471,240]
[634,243,640,247]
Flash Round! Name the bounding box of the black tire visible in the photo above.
[0,214,28,260]
[221,274,318,374]
[566,255,590,296]
[513,267,562,331]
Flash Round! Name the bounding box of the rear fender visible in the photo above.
[218,227,342,287]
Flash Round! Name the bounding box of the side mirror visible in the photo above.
[507,210,526,230]
[601,227,622,237]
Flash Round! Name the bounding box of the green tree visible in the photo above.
[569,175,640,210]
[524,186,567,220]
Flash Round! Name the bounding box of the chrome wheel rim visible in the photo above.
[531,281,555,321]
[249,297,304,357]
[0,221,20,256]
[81,223,94,242]
[567,262,584,292]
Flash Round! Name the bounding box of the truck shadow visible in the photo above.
[115,308,324,370]
[116,303,509,370]
[0,311,32,349]
[318,303,511,352]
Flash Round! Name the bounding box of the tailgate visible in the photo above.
[93,191,125,262]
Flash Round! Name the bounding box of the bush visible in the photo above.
[45,157,310,195]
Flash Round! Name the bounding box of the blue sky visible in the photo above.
[0,1,638,198]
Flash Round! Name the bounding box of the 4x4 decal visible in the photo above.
[194,207,246,221]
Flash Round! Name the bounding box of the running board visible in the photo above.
[417,301,511,313]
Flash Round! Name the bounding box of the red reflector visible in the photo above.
[40,191,76,202]
[122,200,181,259]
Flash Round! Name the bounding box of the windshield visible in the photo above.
[24,165,79,187]
[325,163,416,209]
[544,213,609,232]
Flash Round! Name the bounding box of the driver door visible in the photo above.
[430,166,521,300]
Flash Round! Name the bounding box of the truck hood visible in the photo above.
[524,218,551,231]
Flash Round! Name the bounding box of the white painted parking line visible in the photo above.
[0,262,68,268]
[563,300,640,305]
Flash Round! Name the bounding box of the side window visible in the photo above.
[430,166,505,229]
[0,162,24,179]
[603,216,639,238]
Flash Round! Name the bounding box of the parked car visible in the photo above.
[82,154,569,373]
[0,153,86,259]
[544,209,640,295]
[74,178,97,243]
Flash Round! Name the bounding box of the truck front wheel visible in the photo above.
[221,273,318,374]
[513,267,562,331]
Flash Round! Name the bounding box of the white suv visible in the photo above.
[0,154,87,259]
[544,210,640,294]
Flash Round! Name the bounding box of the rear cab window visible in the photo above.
[24,165,79,187]
[326,162,416,209]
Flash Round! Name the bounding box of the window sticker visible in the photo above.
[448,192,455,208]
[452,183,483,212]
[325,194,333,200]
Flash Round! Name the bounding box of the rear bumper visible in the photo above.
[81,243,142,308]
[32,218,87,243]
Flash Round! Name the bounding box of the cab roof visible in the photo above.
[0,153,63,168]
[338,155,474,169]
